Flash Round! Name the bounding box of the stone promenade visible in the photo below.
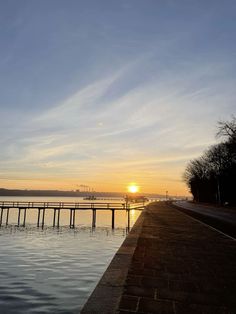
[81,202,236,314]
[118,202,236,314]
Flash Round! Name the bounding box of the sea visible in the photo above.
[0,196,141,314]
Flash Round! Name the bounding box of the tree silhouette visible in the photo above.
[184,117,236,205]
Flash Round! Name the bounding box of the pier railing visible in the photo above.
[0,201,146,229]
[0,201,144,209]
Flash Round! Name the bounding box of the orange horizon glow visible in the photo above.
[0,178,191,197]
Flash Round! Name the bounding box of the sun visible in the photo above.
[128,184,139,193]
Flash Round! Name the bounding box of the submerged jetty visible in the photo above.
[82,202,236,313]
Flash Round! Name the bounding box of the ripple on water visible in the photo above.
[0,226,126,313]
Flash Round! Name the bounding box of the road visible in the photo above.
[173,201,236,239]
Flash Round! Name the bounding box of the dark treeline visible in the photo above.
[184,116,236,205]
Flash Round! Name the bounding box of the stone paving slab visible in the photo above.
[117,202,236,314]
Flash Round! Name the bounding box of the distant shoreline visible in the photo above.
[0,188,167,198]
[0,188,123,198]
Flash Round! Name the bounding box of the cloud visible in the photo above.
[1,22,235,194]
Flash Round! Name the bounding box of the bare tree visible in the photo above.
[184,116,236,205]
[217,115,236,142]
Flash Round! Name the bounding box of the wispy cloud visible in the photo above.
[2,55,234,193]
[0,1,235,193]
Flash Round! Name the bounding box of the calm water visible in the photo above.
[0,197,141,313]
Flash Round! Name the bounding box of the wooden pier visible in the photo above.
[0,201,145,229]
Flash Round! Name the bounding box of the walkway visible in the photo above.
[173,201,236,238]
[81,202,236,314]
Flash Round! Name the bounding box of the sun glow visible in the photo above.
[128,184,139,193]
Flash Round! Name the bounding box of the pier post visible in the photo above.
[92,209,96,228]
[0,208,3,226]
[69,209,72,228]
[57,209,60,228]
[23,208,26,227]
[42,208,45,228]
[37,209,41,227]
[127,209,130,231]
[53,209,56,227]
[17,208,21,227]
[111,209,115,229]
[73,209,75,228]
[70,209,76,228]
[6,208,9,226]
[53,209,60,228]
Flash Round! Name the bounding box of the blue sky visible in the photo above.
[0,0,236,194]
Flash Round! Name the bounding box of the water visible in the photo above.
[0,197,141,313]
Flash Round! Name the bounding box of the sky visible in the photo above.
[0,0,236,195]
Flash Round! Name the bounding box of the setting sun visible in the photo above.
[128,184,139,193]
